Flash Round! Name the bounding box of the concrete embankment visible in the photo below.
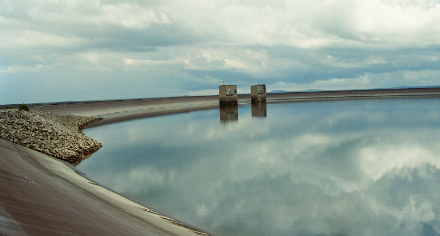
[0,138,207,236]
[2,88,440,235]
[0,105,211,235]
[33,96,221,127]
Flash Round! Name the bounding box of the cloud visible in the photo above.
[1,0,440,103]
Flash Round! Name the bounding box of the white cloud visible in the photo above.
[3,29,86,49]
[97,3,171,29]
[354,0,440,45]
[0,64,50,73]
[268,69,440,92]
[269,74,372,91]
[164,0,440,47]
[1,0,440,103]
[122,58,177,67]
[319,54,388,68]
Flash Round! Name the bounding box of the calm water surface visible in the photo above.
[79,99,440,236]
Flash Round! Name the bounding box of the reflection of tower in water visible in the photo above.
[252,102,267,118]
[219,104,238,123]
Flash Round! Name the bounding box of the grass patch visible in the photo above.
[18,104,30,111]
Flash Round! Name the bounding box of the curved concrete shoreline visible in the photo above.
[0,139,207,236]
[1,97,220,235]
[2,88,440,235]
[33,87,440,125]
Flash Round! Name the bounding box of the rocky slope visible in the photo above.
[0,109,103,165]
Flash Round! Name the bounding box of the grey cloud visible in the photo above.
[1,0,440,104]
[1,0,202,52]
[83,23,203,52]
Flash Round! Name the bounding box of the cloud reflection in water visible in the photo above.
[80,99,440,236]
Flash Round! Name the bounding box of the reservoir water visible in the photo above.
[79,98,440,236]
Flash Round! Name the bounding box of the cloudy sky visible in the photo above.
[1,0,440,104]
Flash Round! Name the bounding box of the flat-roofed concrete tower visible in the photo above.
[251,84,266,103]
[219,84,238,106]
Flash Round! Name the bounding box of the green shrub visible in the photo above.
[19,104,30,111]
